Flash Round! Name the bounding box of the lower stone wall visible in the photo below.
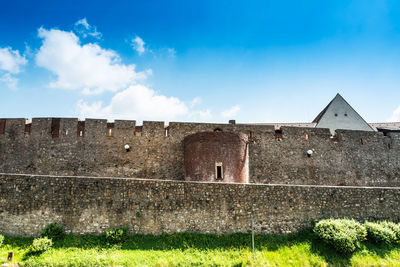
[1,173,399,236]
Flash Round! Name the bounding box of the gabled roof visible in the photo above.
[312,97,334,123]
[313,93,374,132]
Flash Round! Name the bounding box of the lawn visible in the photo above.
[1,230,400,266]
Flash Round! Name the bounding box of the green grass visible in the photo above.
[1,229,400,266]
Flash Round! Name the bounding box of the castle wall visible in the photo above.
[1,173,399,236]
[1,118,400,186]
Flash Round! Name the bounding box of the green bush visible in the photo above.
[30,237,53,253]
[365,221,397,245]
[379,221,400,242]
[105,227,129,244]
[41,222,65,240]
[314,218,367,254]
[0,234,4,247]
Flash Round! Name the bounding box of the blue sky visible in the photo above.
[1,0,400,123]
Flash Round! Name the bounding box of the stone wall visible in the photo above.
[1,173,399,236]
[1,118,400,186]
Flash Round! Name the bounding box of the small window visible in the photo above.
[77,121,85,137]
[334,113,338,117]
[135,126,142,136]
[275,129,283,140]
[215,162,223,180]
[107,123,115,137]
[344,113,348,117]
[248,131,254,138]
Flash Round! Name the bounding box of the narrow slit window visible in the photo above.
[135,126,142,136]
[215,162,223,180]
[275,129,283,140]
[24,123,31,136]
[107,123,114,137]
[77,121,85,137]
[51,118,60,138]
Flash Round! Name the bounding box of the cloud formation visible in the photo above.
[388,106,400,122]
[35,25,210,121]
[0,47,27,89]
[74,18,102,39]
[132,36,146,55]
[221,105,240,118]
[36,28,148,94]
[76,85,188,121]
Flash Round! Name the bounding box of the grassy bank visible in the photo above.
[1,230,400,266]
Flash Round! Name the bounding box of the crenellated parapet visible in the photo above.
[0,117,399,186]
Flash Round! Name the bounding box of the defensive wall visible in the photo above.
[1,173,399,236]
[1,117,400,186]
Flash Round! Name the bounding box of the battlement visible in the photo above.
[1,117,396,143]
[1,117,399,187]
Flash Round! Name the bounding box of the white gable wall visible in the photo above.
[315,94,373,135]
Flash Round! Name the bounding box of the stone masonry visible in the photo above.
[0,118,399,186]
[1,173,399,236]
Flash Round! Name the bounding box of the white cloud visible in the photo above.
[76,85,189,121]
[0,47,27,89]
[190,97,202,108]
[188,109,213,121]
[388,106,400,122]
[0,47,27,74]
[36,24,210,122]
[74,18,102,39]
[0,73,18,90]
[35,28,148,94]
[132,36,146,55]
[221,105,240,118]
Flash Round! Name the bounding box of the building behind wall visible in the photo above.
[313,93,374,134]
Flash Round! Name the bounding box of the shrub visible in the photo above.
[314,218,367,254]
[105,227,129,244]
[41,222,65,240]
[0,234,4,247]
[30,237,53,253]
[365,221,397,245]
[379,221,400,242]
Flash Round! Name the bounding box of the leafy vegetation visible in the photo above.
[41,222,65,241]
[1,220,400,266]
[379,221,400,241]
[105,226,129,244]
[365,221,398,245]
[314,218,367,254]
[0,235,3,248]
[30,237,53,253]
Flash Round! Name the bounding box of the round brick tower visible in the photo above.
[184,131,249,183]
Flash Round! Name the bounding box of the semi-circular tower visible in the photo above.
[184,131,249,183]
